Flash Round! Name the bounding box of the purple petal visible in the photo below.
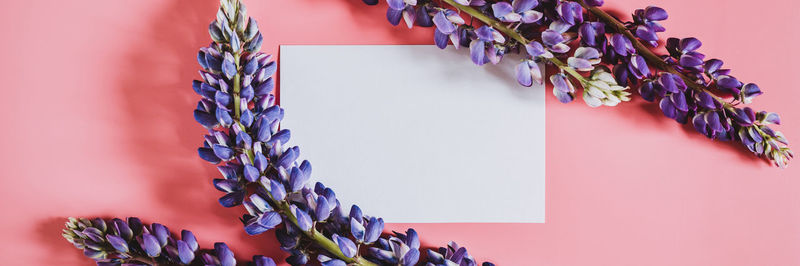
[141,233,161,257]
[695,91,717,109]
[268,179,286,201]
[551,76,575,103]
[670,92,688,112]
[243,164,259,182]
[402,6,416,29]
[635,25,658,42]
[742,83,763,100]
[254,78,275,96]
[513,0,538,12]
[638,81,656,102]
[212,144,234,161]
[469,40,486,66]
[415,6,433,27]
[611,34,632,56]
[704,59,723,74]
[221,57,237,79]
[516,61,533,87]
[315,197,332,221]
[215,243,236,266]
[294,206,312,231]
[194,110,218,128]
[567,57,592,71]
[152,223,169,247]
[679,37,702,53]
[181,230,198,251]
[525,41,547,57]
[659,97,677,119]
[550,73,570,93]
[215,109,233,127]
[705,112,725,133]
[219,191,244,207]
[584,0,604,6]
[401,249,420,266]
[556,2,574,25]
[716,75,742,89]
[692,113,709,135]
[658,73,678,93]
[613,64,630,87]
[106,235,129,253]
[475,26,495,41]
[177,240,195,264]
[254,256,277,266]
[277,146,298,168]
[386,8,403,26]
[333,234,358,258]
[579,23,598,47]
[644,6,668,21]
[679,54,703,68]
[364,217,384,244]
[259,212,282,228]
[491,2,513,19]
[541,30,564,46]
[520,10,543,23]
[629,55,650,77]
[387,0,405,10]
[732,108,754,126]
[350,218,366,242]
[434,29,449,49]
[575,47,600,59]
[765,112,781,125]
[405,229,420,248]
[349,205,363,223]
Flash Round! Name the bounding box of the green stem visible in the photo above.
[270,200,377,266]
[442,0,588,83]
[572,0,730,107]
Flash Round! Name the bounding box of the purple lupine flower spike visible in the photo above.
[361,0,790,165]
[63,217,275,265]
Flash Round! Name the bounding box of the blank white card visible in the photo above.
[279,45,544,223]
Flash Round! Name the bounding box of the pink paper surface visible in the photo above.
[0,0,798,265]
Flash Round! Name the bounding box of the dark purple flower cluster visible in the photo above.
[193,1,494,265]
[367,0,792,167]
[62,217,276,266]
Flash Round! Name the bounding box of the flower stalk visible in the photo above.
[194,1,493,265]
[62,217,277,266]
[369,0,792,167]
[572,0,728,106]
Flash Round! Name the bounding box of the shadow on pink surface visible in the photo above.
[32,1,284,264]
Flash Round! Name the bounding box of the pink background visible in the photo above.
[1,0,798,265]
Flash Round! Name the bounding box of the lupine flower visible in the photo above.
[470,26,506,65]
[453,0,487,6]
[491,0,542,24]
[62,217,276,266]
[387,0,418,28]
[516,59,543,87]
[364,0,791,166]
[426,241,494,266]
[632,6,668,46]
[541,29,570,54]
[567,47,601,71]
[193,1,495,265]
[551,73,576,103]
[583,67,631,107]
[578,21,607,49]
[433,9,466,49]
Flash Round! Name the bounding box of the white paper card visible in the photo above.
[279,45,544,223]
